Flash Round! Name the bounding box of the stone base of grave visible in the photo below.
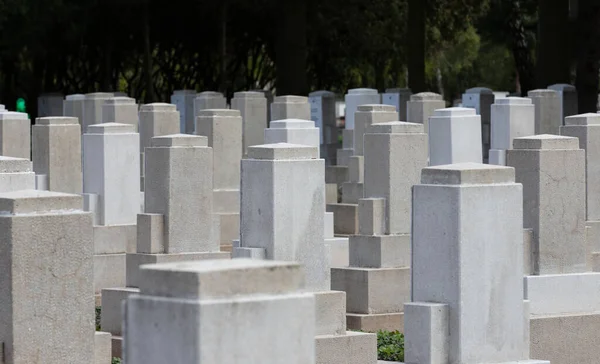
[530,312,600,364]
[94,253,126,295]
[524,272,600,315]
[342,182,363,204]
[326,165,349,189]
[217,212,239,251]
[587,220,600,271]
[326,183,339,204]
[346,312,404,332]
[325,237,349,268]
[489,148,507,166]
[126,251,230,287]
[315,331,377,364]
[95,332,112,364]
[592,252,600,271]
[331,267,410,315]
[336,148,353,166]
[101,287,140,335]
[111,336,123,359]
[326,203,358,235]
[94,224,137,254]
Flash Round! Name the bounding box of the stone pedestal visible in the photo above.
[528,89,561,135]
[382,87,411,120]
[265,119,320,147]
[332,122,427,332]
[429,107,483,166]
[102,97,139,131]
[37,93,64,117]
[32,117,82,193]
[549,83,578,121]
[309,90,339,165]
[196,110,242,250]
[0,111,31,159]
[271,95,311,121]
[83,123,140,293]
[462,87,494,161]
[83,93,113,133]
[124,260,316,364]
[489,97,535,165]
[406,92,446,133]
[170,89,196,134]
[0,190,94,364]
[193,91,227,132]
[231,91,268,155]
[63,94,85,131]
[0,156,35,191]
[405,163,548,364]
[344,88,380,130]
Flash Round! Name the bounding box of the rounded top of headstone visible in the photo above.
[564,113,600,126]
[138,259,304,299]
[173,90,197,95]
[35,117,78,125]
[151,134,208,148]
[0,111,28,120]
[0,104,5,110]
[410,92,443,101]
[384,87,412,94]
[0,156,32,173]
[197,91,225,98]
[197,109,241,118]
[348,88,378,95]
[357,104,396,112]
[247,143,319,160]
[86,122,136,134]
[527,89,559,97]
[140,103,177,112]
[270,119,315,129]
[0,190,82,215]
[65,94,85,101]
[432,107,476,117]
[273,95,308,103]
[495,97,532,105]
[85,92,114,99]
[513,134,579,150]
[465,87,493,94]
[421,163,515,185]
[548,83,576,92]
[105,97,136,105]
[309,90,336,97]
[233,91,265,99]
[367,121,424,134]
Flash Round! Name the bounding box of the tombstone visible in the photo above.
[32,117,83,193]
[37,92,64,117]
[231,91,268,155]
[264,119,320,147]
[561,114,600,269]
[251,88,274,122]
[0,111,31,159]
[271,95,311,121]
[494,91,509,100]
[527,89,561,135]
[101,134,228,357]
[0,104,5,111]
[0,156,35,191]
[549,83,578,121]
[83,92,113,134]
[382,87,411,120]
[336,129,354,166]
[123,260,316,364]
[102,97,139,131]
[0,190,95,363]
[83,123,140,294]
[193,91,227,130]
[196,110,243,250]
[406,92,446,133]
[507,134,600,363]
[462,87,495,161]
[170,89,196,134]
[113,92,128,97]
[405,163,548,364]
[332,121,427,332]
[309,90,338,165]
[489,97,535,165]
[138,103,180,191]
[428,107,483,166]
[344,88,380,131]
[233,143,377,364]
[63,94,85,131]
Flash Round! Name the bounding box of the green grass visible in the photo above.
[376,330,404,362]
[95,306,101,331]
[112,358,122,364]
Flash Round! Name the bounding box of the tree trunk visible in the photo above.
[408,0,426,93]
[275,0,308,95]
[142,0,156,103]
[537,0,571,87]
[219,0,228,95]
[506,0,535,95]
[575,0,600,112]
